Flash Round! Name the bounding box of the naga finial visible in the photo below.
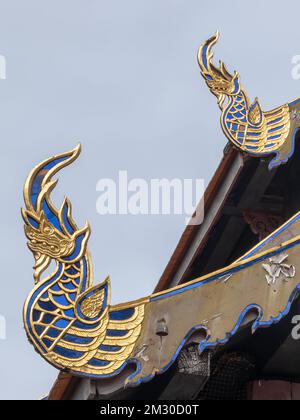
[22,146,146,379]
[198,33,293,170]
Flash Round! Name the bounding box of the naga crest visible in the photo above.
[198,32,295,170]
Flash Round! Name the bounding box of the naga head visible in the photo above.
[198,32,241,109]
[22,145,90,283]
[24,212,75,259]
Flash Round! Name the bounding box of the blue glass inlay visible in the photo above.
[43,158,66,171]
[88,358,111,367]
[247,132,261,137]
[99,345,122,352]
[33,310,41,322]
[27,216,39,229]
[62,233,86,262]
[38,301,56,312]
[42,200,63,233]
[54,319,70,329]
[42,338,53,348]
[68,293,76,302]
[246,145,259,151]
[42,313,56,324]
[54,346,84,359]
[35,325,46,336]
[80,257,88,293]
[25,263,63,354]
[62,202,75,234]
[110,308,135,321]
[63,282,77,291]
[201,44,208,69]
[46,328,61,339]
[66,267,78,275]
[265,142,276,148]
[267,134,281,141]
[63,308,75,318]
[30,156,70,209]
[267,117,283,126]
[234,112,243,119]
[106,329,129,337]
[233,77,240,94]
[289,97,300,106]
[53,294,71,307]
[63,334,94,345]
[269,125,284,133]
[31,174,44,209]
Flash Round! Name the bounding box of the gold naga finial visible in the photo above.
[197,32,299,170]
[22,146,146,378]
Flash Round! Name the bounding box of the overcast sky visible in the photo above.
[0,0,299,400]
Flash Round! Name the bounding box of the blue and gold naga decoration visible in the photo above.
[198,32,300,170]
[23,145,146,378]
[23,34,300,388]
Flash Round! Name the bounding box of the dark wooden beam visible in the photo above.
[237,161,278,210]
[202,162,279,274]
[204,216,245,274]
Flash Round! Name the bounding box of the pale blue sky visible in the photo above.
[0,0,299,400]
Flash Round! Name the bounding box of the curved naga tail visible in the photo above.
[198,32,292,170]
[23,146,145,378]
